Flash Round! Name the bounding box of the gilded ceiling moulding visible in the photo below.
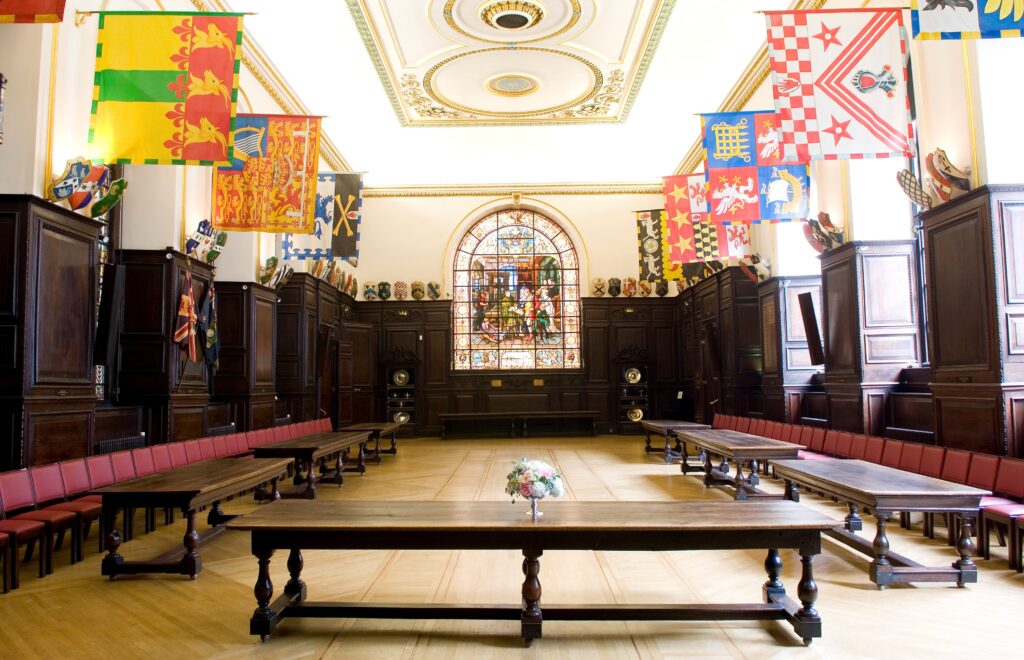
[362,182,663,198]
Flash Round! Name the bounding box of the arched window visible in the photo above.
[452,209,581,371]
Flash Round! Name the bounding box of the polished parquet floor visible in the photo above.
[1,436,1022,659]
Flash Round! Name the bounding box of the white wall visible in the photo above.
[0,24,50,194]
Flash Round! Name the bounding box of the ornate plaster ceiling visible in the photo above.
[348,0,676,126]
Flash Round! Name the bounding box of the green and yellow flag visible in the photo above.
[89,12,244,165]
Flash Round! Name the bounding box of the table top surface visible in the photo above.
[340,422,404,433]
[252,431,371,453]
[675,428,803,452]
[227,499,841,533]
[771,459,990,499]
[640,420,712,432]
[94,457,292,497]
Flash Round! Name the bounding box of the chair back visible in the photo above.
[151,445,173,472]
[940,449,972,483]
[864,436,885,463]
[898,443,925,473]
[198,437,217,460]
[110,451,137,482]
[58,459,93,497]
[713,413,726,429]
[0,470,37,512]
[28,464,67,505]
[735,418,752,433]
[131,447,156,477]
[85,455,116,488]
[880,440,904,468]
[212,436,230,458]
[271,426,288,443]
[848,434,869,460]
[822,431,839,455]
[966,453,1000,490]
[797,427,814,447]
[994,457,1024,499]
[834,432,853,458]
[918,446,946,478]
[168,443,189,469]
[183,440,203,464]
[809,428,827,452]
[751,419,767,436]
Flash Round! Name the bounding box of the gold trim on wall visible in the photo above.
[961,41,981,188]
[180,166,188,252]
[363,182,664,198]
[42,24,60,194]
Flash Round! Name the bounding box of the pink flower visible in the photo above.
[519,482,532,497]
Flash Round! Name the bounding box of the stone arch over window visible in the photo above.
[451,208,582,371]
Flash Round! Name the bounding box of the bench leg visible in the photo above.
[521,547,543,645]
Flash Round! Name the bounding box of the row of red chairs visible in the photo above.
[0,418,332,592]
[714,414,1024,571]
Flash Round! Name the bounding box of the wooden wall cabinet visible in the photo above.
[922,184,1024,456]
[820,240,921,434]
[275,274,334,424]
[116,249,214,443]
[758,276,822,422]
[0,196,101,468]
[213,281,277,431]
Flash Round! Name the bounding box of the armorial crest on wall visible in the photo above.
[610,306,650,321]
[381,348,420,364]
[614,345,651,363]
[383,309,423,323]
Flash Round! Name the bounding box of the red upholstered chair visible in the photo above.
[224,434,243,456]
[0,533,8,593]
[85,455,116,491]
[926,449,974,541]
[168,442,189,468]
[318,417,332,432]
[864,437,885,464]
[0,470,79,574]
[31,464,102,561]
[0,512,47,589]
[848,434,869,460]
[110,451,137,483]
[781,425,799,443]
[967,454,1001,491]
[713,413,726,429]
[880,440,904,468]
[271,426,289,443]
[749,419,766,436]
[822,431,839,456]
[213,436,230,458]
[980,458,1024,568]
[198,437,218,461]
[834,432,854,458]
[735,418,752,433]
[898,443,925,473]
[131,447,156,477]
[797,427,813,448]
[151,445,173,472]
[809,429,826,452]
[918,446,946,478]
[183,440,203,464]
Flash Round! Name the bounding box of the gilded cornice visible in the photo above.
[672,0,828,175]
[190,0,351,172]
[363,182,663,198]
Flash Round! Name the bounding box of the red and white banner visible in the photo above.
[765,8,914,161]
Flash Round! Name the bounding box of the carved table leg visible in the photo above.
[101,506,123,579]
[845,503,863,532]
[284,547,306,601]
[521,548,543,646]
[762,548,785,602]
[870,513,892,589]
[734,462,749,501]
[270,477,282,501]
[181,508,201,579]
[644,430,654,454]
[784,479,801,502]
[953,515,978,587]
[679,442,690,473]
[747,460,760,487]
[796,553,820,646]
[207,500,229,527]
[302,458,318,500]
[702,451,714,488]
[333,453,344,486]
[293,460,305,487]
[251,547,276,641]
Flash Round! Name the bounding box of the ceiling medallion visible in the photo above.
[486,73,540,97]
[443,0,579,46]
[480,1,544,31]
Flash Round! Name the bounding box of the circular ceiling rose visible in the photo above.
[424,47,601,117]
[443,0,582,46]
[481,2,544,30]
[486,73,540,97]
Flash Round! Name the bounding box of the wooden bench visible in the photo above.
[251,431,373,498]
[438,411,598,439]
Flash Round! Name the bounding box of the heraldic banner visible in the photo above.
[1,0,66,22]
[636,209,681,282]
[213,114,322,233]
[765,8,914,161]
[89,12,244,165]
[912,0,1024,40]
[281,173,362,264]
[701,111,809,225]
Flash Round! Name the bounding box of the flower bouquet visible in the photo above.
[505,458,564,520]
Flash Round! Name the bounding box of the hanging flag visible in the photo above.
[173,270,198,362]
[663,174,709,224]
[636,210,681,282]
[89,11,243,165]
[330,173,363,264]
[0,0,66,23]
[912,0,1024,40]
[196,280,220,392]
[281,174,336,261]
[701,111,810,224]
[765,8,914,161]
[678,218,753,263]
[212,113,322,233]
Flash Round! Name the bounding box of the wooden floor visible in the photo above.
[2,436,1022,659]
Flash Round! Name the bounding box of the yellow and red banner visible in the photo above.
[0,1,66,23]
[212,114,323,233]
[89,11,243,165]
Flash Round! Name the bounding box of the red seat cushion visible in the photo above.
[0,519,47,539]
[799,450,834,461]
[984,503,1024,517]
[14,508,77,525]
[980,495,1017,508]
[78,495,103,503]
[49,499,102,516]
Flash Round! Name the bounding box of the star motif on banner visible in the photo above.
[813,23,842,51]
[670,211,690,227]
[823,115,853,145]
[673,235,694,256]
[670,185,688,203]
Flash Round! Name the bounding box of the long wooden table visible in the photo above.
[674,428,802,499]
[95,457,291,580]
[338,422,403,463]
[228,500,841,646]
[252,431,372,498]
[772,459,989,588]
[639,419,711,464]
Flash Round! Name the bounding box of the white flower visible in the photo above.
[530,482,547,498]
[550,478,564,498]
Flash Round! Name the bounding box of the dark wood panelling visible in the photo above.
[759,276,822,422]
[213,281,277,431]
[94,405,144,442]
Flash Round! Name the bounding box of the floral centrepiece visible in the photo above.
[505,458,564,519]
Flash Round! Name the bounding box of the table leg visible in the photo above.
[747,460,760,487]
[845,503,863,532]
[332,453,344,486]
[870,513,892,589]
[783,479,801,502]
[796,553,820,646]
[181,508,201,579]
[301,459,318,500]
[251,547,276,641]
[284,547,306,601]
[206,500,230,527]
[521,548,543,646]
[953,515,978,587]
[292,460,305,487]
[762,548,785,602]
[644,430,654,453]
[702,451,714,488]
[101,505,123,578]
[734,462,749,501]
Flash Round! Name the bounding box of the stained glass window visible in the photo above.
[452,209,581,371]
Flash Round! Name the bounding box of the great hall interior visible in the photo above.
[2,1,1024,658]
